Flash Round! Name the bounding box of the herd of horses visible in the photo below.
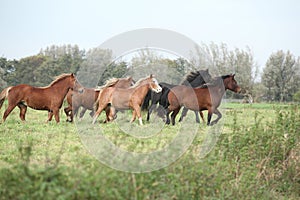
[0,70,241,126]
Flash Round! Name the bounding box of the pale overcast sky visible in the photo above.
[0,0,299,66]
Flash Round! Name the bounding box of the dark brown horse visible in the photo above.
[93,75,162,125]
[167,74,241,126]
[0,73,83,123]
[64,77,134,122]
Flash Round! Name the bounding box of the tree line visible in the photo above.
[1,43,300,102]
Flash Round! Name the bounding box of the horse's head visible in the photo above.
[224,74,241,93]
[70,73,84,93]
[149,74,162,93]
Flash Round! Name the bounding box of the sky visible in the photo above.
[1,0,300,68]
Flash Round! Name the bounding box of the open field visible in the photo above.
[0,102,299,199]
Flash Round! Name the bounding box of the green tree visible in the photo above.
[12,55,47,86]
[262,50,300,102]
[98,61,128,85]
[191,42,258,99]
[76,48,113,87]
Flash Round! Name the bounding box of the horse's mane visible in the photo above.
[41,73,72,88]
[198,74,232,88]
[96,78,120,90]
[182,70,202,83]
[130,76,150,88]
[181,70,209,85]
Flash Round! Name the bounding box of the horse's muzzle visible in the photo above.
[155,86,162,93]
[236,87,242,93]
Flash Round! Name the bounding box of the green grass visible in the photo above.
[0,102,299,199]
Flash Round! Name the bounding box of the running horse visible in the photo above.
[64,77,134,122]
[166,74,241,125]
[93,75,162,125]
[0,73,83,123]
[145,69,212,123]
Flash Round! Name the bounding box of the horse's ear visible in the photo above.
[71,73,75,77]
[150,74,153,78]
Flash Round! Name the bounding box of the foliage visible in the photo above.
[293,90,300,102]
[262,50,300,102]
[0,103,299,199]
[191,42,258,99]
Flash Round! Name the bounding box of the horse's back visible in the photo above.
[169,85,206,110]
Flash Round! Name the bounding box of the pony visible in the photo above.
[145,69,212,123]
[0,73,83,123]
[92,75,162,125]
[64,77,134,122]
[166,74,241,125]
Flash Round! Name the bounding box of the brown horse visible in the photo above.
[0,73,83,123]
[93,75,162,125]
[167,74,241,126]
[64,77,134,122]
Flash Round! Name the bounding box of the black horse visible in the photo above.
[145,69,212,123]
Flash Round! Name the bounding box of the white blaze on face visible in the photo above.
[152,78,162,93]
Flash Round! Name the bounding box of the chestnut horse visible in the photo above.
[93,75,162,125]
[167,74,241,126]
[0,73,83,123]
[64,77,134,122]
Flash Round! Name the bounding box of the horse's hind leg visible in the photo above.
[3,103,17,122]
[64,105,74,122]
[17,103,27,121]
[92,105,105,124]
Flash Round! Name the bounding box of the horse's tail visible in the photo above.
[0,86,12,110]
[93,89,102,112]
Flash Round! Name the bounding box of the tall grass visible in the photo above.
[0,103,299,199]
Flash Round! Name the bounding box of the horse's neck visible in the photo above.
[209,83,226,105]
[49,81,71,98]
[134,84,149,97]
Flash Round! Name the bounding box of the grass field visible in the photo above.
[0,102,299,199]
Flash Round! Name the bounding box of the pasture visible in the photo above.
[0,102,299,199]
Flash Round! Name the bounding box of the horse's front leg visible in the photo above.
[194,111,200,123]
[79,107,87,119]
[135,106,143,125]
[147,103,156,121]
[207,108,213,126]
[47,110,53,122]
[53,109,60,123]
[130,110,137,124]
[210,109,222,126]
[178,107,187,122]
[199,111,206,124]
[171,107,181,125]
